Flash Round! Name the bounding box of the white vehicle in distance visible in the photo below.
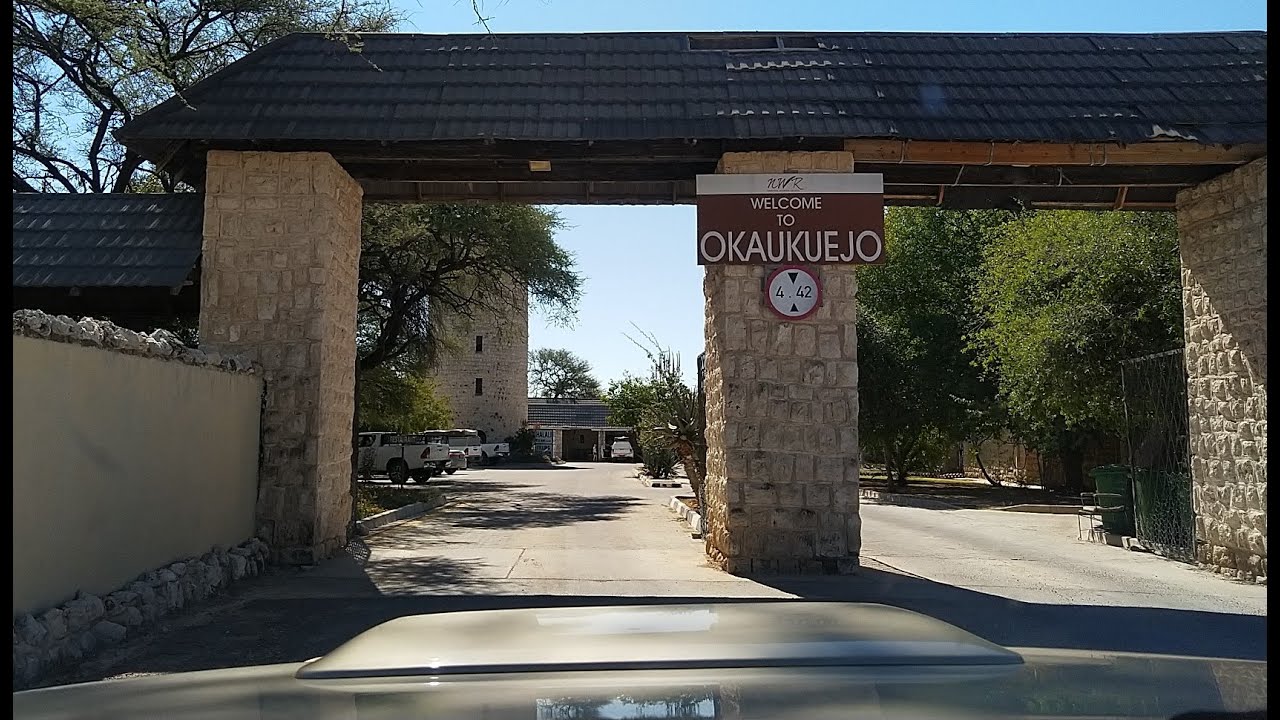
[423,429,509,466]
[609,437,635,461]
[422,431,468,474]
[357,432,450,483]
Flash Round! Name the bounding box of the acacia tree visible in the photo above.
[529,348,602,399]
[12,0,401,193]
[973,210,1183,491]
[357,203,582,374]
[857,208,1010,489]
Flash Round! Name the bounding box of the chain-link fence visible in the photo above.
[1121,349,1196,561]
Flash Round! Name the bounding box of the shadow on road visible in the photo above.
[54,561,1266,686]
[442,491,642,530]
[754,568,1267,662]
[482,463,589,471]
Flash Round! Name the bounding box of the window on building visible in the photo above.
[475,378,483,396]
[475,335,484,353]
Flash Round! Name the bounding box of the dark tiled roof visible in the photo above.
[13,194,204,288]
[528,398,624,429]
[118,31,1267,147]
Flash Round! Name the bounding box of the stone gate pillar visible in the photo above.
[200,151,363,564]
[702,151,861,575]
[1176,157,1267,581]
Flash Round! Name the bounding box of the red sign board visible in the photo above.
[696,174,886,265]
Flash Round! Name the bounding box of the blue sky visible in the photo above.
[392,0,1266,388]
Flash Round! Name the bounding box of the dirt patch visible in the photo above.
[356,484,443,518]
[677,495,701,513]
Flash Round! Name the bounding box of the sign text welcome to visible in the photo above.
[696,173,886,265]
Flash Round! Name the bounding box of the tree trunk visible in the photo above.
[1060,443,1085,493]
[974,448,1002,486]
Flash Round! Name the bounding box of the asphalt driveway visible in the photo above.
[41,463,1267,686]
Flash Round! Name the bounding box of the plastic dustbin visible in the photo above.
[1089,465,1135,536]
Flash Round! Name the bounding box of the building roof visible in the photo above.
[119,31,1266,147]
[13,194,204,289]
[528,398,627,430]
[115,31,1267,207]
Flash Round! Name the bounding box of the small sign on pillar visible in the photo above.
[765,265,821,320]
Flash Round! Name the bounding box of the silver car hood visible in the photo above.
[14,602,1267,720]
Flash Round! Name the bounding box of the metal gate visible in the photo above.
[1121,349,1196,561]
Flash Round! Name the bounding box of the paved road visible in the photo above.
[49,462,1266,686]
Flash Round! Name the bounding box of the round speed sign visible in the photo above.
[765,265,821,320]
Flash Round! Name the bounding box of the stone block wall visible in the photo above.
[702,151,861,575]
[13,538,270,689]
[430,289,530,444]
[1176,157,1267,581]
[201,150,364,565]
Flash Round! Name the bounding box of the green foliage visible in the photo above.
[528,348,602,399]
[973,211,1182,459]
[638,438,680,479]
[605,329,708,496]
[602,374,660,430]
[508,427,537,455]
[857,207,1010,486]
[13,0,401,192]
[357,203,582,374]
[357,367,451,434]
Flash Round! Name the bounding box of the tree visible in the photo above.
[529,348,601,399]
[357,365,451,434]
[973,210,1182,491]
[13,0,401,193]
[857,208,1011,489]
[357,203,582,375]
[603,330,708,503]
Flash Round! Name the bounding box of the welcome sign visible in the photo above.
[695,173,886,265]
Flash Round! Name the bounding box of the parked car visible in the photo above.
[423,428,511,466]
[13,602,1265,719]
[357,432,450,483]
[444,449,467,474]
[610,437,634,461]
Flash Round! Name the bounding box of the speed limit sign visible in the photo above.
[765,265,821,320]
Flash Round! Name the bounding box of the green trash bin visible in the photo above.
[1089,465,1135,536]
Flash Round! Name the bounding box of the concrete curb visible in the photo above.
[1083,528,1153,553]
[859,489,959,510]
[668,495,704,537]
[642,476,684,488]
[356,492,447,534]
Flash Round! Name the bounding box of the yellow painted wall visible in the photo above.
[12,336,262,616]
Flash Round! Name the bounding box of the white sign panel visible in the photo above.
[766,266,821,320]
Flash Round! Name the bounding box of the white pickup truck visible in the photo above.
[357,432,450,483]
[425,429,511,466]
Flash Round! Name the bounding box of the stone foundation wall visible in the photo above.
[1175,157,1267,581]
[13,538,270,689]
[702,151,861,575]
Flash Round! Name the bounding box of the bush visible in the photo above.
[639,436,679,479]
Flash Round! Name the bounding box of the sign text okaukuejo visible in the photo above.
[695,173,886,265]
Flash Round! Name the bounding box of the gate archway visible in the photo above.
[116,30,1267,578]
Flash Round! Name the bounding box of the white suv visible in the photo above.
[609,437,634,461]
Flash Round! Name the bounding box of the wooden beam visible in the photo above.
[1113,186,1129,210]
[843,139,1266,167]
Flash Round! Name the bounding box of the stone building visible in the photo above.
[429,291,530,445]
